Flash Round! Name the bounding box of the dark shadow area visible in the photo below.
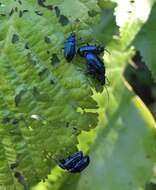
[145,182,156,190]
[124,50,156,106]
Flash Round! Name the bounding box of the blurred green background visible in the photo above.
[0,0,156,190]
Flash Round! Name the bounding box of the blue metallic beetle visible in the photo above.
[78,44,104,57]
[84,52,106,85]
[59,151,83,170]
[59,151,90,173]
[69,156,90,173]
[64,32,76,62]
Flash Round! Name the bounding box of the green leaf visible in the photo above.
[134,2,156,81]
[0,0,112,188]
[77,86,156,190]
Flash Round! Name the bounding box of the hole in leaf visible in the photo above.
[15,7,18,12]
[0,13,6,16]
[59,15,69,26]
[12,34,19,44]
[2,117,11,124]
[66,122,70,127]
[18,0,22,5]
[19,10,23,17]
[130,0,135,3]
[12,119,19,125]
[24,42,30,49]
[50,79,55,85]
[54,6,60,17]
[51,53,60,66]
[9,8,14,16]
[27,53,38,65]
[15,90,25,107]
[44,36,51,44]
[38,68,49,80]
[35,10,43,16]
[23,10,29,13]
[88,10,98,17]
[10,161,19,169]
[37,0,53,11]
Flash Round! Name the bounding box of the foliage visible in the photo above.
[0,0,155,190]
[134,2,156,82]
